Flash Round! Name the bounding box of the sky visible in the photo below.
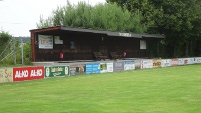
[0,0,106,37]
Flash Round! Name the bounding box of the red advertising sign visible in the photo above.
[13,66,44,82]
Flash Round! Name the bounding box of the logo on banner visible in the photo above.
[15,69,43,78]
[65,67,69,75]
[46,68,50,77]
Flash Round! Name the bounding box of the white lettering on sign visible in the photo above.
[119,33,132,37]
[30,69,43,77]
[15,70,29,78]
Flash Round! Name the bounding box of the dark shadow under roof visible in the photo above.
[30,26,165,39]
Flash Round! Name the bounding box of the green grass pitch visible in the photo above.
[0,64,201,113]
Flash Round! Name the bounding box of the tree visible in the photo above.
[0,30,13,64]
[107,0,163,33]
[150,0,201,57]
[37,1,148,33]
[0,30,12,54]
[108,0,201,57]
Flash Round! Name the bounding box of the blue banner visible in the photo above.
[86,63,100,74]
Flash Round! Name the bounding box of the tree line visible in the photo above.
[1,0,201,64]
[107,0,201,57]
[37,0,201,58]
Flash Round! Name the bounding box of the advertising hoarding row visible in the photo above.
[0,57,201,83]
[140,57,201,69]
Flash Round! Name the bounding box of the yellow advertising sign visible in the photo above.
[0,68,13,83]
[153,60,162,68]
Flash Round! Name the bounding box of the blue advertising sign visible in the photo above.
[85,63,100,74]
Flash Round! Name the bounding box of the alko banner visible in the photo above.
[13,66,44,82]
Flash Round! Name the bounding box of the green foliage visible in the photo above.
[150,0,201,57]
[37,0,147,33]
[0,36,32,66]
[23,41,32,65]
[108,0,201,57]
[107,0,163,33]
[0,30,12,52]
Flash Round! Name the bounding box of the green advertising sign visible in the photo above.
[45,66,69,77]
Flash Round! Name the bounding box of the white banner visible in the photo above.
[162,59,171,67]
[141,60,153,69]
[124,60,135,70]
[195,57,201,63]
[183,58,195,65]
[189,58,195,64]
[178,58,184,65]
[39,35,53,49]
[100,62,113,73]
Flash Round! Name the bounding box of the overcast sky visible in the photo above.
[0,0,106,37]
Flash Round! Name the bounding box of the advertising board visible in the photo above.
[0,68,13,83]
[113,61,124,72]
[70,64,85,76]
[171,59,178,66]
[178,58,184,65]
[162,59,171,67]
[195,57,201,63]
[13,66,44,82]
[183,58,195,65]
[124,60,135,70]
[153,60,162,68]
[141,60,153,69]
[85,63,100,74]
[45,66,69,77]
[189,58,195,64]
[38,35,53,49]
[134,59,141,69]
[100,62,113,73]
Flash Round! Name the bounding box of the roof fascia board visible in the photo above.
[30,26,61,33]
